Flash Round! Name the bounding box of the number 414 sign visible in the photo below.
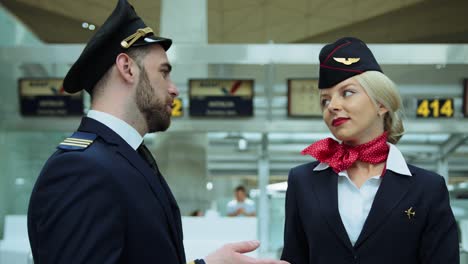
[416,98,454,118]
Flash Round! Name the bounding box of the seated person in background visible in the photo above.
[227,185,256,217]
[190,209,204,217]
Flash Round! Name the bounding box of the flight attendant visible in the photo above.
[281,37,459,264]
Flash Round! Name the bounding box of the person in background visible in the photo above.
[281,37,459,264]
[227,185,256,217]
[190,209,204,217]
[27,1,288,264]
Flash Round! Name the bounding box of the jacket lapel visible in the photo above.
[152,162,186,263]
[116,144,185,263]
[354,170,413,248]
[78,117,184,262]
[311,168,354,252]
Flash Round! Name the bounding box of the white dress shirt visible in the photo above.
[87,110,143,150]
[226,198,256,216]
[313,143,412,245]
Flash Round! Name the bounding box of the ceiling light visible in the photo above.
[238,138,248,151]
[89,24,96,31]
[15,178,25,186]
[82,22,89,29]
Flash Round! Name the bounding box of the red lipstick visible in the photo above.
[332,117,349,127]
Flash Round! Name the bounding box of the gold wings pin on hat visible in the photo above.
[333,57,360,65]
[121,27,154,49]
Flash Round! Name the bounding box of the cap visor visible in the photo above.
[132,36,172,51]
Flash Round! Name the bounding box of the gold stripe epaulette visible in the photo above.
[57,131,97,151]
[59,137,93,148]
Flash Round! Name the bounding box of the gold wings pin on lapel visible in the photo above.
[404,207,416,219]
[333,57,360,65]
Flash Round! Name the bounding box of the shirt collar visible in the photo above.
[313,142,412,176]
[87,110,143,150]
[386,143,412,176]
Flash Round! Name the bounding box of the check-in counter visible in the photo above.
[452,199,468,263]
[0,215,32,264]
[462,249,468,264]
[182,215,257,261]
[3,211,468,263]
[0,214,257,264]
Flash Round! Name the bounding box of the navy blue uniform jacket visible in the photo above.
[28,117,186,263]
[281,161,459,264]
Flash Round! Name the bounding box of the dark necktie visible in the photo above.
[137,143,185,261]
[137,143,174,205]
[137,143,160,173]
[137,143,181,214]
[137,143,179,217]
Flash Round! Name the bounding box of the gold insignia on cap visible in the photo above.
[121,27,154,49]
[333,57,360,65]
[404,207,416,219]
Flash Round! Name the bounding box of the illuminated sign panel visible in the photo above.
[189,79,254,117]
[19,78,83,116]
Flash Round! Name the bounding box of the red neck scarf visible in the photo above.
[302,132,389,173]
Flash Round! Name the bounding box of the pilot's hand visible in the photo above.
[204,240,289,264]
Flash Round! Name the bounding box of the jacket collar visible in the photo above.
[77,117,186,262]
[87,110,143,150]
[354,169,413,248]
[310,166,414,251]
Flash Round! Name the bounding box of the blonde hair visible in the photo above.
[354,71,405,144]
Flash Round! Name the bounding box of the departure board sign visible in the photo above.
[19,78,83,116]
[287,79,322,117]
[189,79,254,117]
[464,79,468,117]
[416,98,454,118]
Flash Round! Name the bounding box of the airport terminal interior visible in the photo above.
[1,0,468,263]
